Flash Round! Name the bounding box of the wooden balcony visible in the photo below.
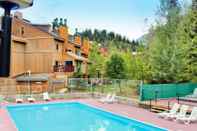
[64,65,75,72]
[53,65,74,72]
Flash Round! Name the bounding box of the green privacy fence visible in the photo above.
[140,83,197,101]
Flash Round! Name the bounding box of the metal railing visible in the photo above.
[0,78,141,106]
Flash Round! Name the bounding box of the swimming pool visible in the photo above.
[7,102,167,131]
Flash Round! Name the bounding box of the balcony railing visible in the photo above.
[64,65,74,72]
[53,65,74,73]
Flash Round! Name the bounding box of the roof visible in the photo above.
[30,24,64,42]
[68,40,75,44]
[68,35,81,47]
[16,73,49,82]
[49,31,65,42]
[31,24,51,32]
[68,40,81,48]
[13,17,64,42]
[69,35,74,42]
[66,52,89,62]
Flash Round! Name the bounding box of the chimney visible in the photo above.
[14,11,23,20]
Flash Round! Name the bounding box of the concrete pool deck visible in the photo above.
[1,99,197,131]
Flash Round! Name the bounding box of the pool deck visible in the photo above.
[1,99,197,131]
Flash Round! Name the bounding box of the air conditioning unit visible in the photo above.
[0,0,33,9]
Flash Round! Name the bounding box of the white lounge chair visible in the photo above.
[27,96,35,103]
[158,103,180,118]
[105,94,117,104]
[168,105,189,120]
[177,107,197,124]
[99,93,111,103]
[43,92,51,101]
[16,95,24,103]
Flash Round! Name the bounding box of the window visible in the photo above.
[66,49,72,52]
[65,61,73,66]
[56,44,59,50]
[55,61,59,66]
[21,27,24,36]
[16,28,20,36]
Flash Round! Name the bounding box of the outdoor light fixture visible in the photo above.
[0,0,33,77]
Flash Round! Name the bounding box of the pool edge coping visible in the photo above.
[6,100,169,131]
[78,101,169,131]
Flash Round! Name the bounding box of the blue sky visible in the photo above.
[0,0,160,40]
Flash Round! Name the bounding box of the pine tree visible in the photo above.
[88,43,106,77]
[106,54,126,79]
[147,0,189,83]
[190,1,197,82]
[192,0,197,10]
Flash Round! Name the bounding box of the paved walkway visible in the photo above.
[0,105,17,131]
[1,99,197,131]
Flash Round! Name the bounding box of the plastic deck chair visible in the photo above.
[16,95,24,103]
[158,103,180,118]
[43,92,51,101]
[104,93,117,104]
[99,93,112,103]
[177,107,197,124]
[168,105,189,120]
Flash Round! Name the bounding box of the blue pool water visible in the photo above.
[7,102,167,131]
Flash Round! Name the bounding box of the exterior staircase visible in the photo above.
[150,105,168,113]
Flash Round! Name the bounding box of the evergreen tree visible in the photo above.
[189,2,197,82]
[147,0,189,83]
[106,54,126,79]
[81,29,133,50]
[158,0,180,18]
[100,30,107,42]
[88,43,106,77]
[192,0,197,10]
[108,32,115,40]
